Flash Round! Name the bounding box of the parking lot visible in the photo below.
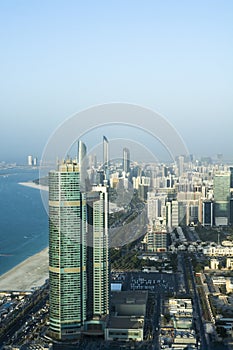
[122,271,181,296]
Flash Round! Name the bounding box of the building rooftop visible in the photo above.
[111,290,148,305]
[107,316,144,330]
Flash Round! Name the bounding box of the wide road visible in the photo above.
[186,256,209,350]
[153,292,161,350]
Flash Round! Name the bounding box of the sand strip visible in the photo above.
[19,182,48,191]
[0,248,49,291]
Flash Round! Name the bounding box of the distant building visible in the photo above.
[110,177,119,189]
[177,155,185,176]
[103,136,109,182]
[96,170,105,186]
[203,201,214,227]
[143,222,167,253]
[27,155,33,166]
[123,147,130,173]
[226,258,233,269]
[136,176,150,201]
[203,245,233,256]
[171,200,187,227]
[147,192,167,224]
[217,153,223,163]
[171,200,179,227]
[226,278,233,293]
[103,136,109,166]
[211,276,226,285]
[230,167,233,189]
[78,140,87,190]
[210,258,219,270]
[214,171,230,226]
[28,155,38,166]
[230,198,233,225]
[175,192,202,226]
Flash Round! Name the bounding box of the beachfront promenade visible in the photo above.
[0,248,49,291]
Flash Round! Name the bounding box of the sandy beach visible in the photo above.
[19,181,48,191]
[0,248,49,291]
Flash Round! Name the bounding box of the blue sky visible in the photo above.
[0,0,233,163]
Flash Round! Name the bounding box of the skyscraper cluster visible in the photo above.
[48,133,233,341]
[134,158,233,230]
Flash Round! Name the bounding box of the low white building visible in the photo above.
[212,276,226,285]
[203,245,233,256]
[210,258,219,270]
[226,278,233,293]
[169,298,193,318]
[226,258,233,269]
[105,316,144,341]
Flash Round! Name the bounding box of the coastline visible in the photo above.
[0,247,49,291]
[0,181,50,291]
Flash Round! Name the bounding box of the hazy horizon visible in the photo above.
[1,1,232,163]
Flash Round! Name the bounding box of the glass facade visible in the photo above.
[214,172,230,225]
[86,188,109,319]
[92,193,109,316]
[49,163,86,340]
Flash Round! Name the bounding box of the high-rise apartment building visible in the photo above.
[177,155,184,176]
[49,158,109,340]
[78,140,87,190]
[103,136,109,167]
[103,136,109,182]
[86,186,109,333]
[230,167,233,189]
[144,224,167,253]
[28,155,33,166]
[202,201,214,227]
[78,140,87,165]
[214,171,230,226]
[49,161,87,340]
[123,147,130,173]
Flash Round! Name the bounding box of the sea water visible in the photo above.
[0,167,48,275]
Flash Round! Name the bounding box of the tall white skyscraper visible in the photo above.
[28,155,33,166]
[78,140,87,190]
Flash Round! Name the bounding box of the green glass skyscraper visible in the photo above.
[91,186,109,316]
[49,161,86,340]
[214,171,230,226]
[85,186,109,334]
